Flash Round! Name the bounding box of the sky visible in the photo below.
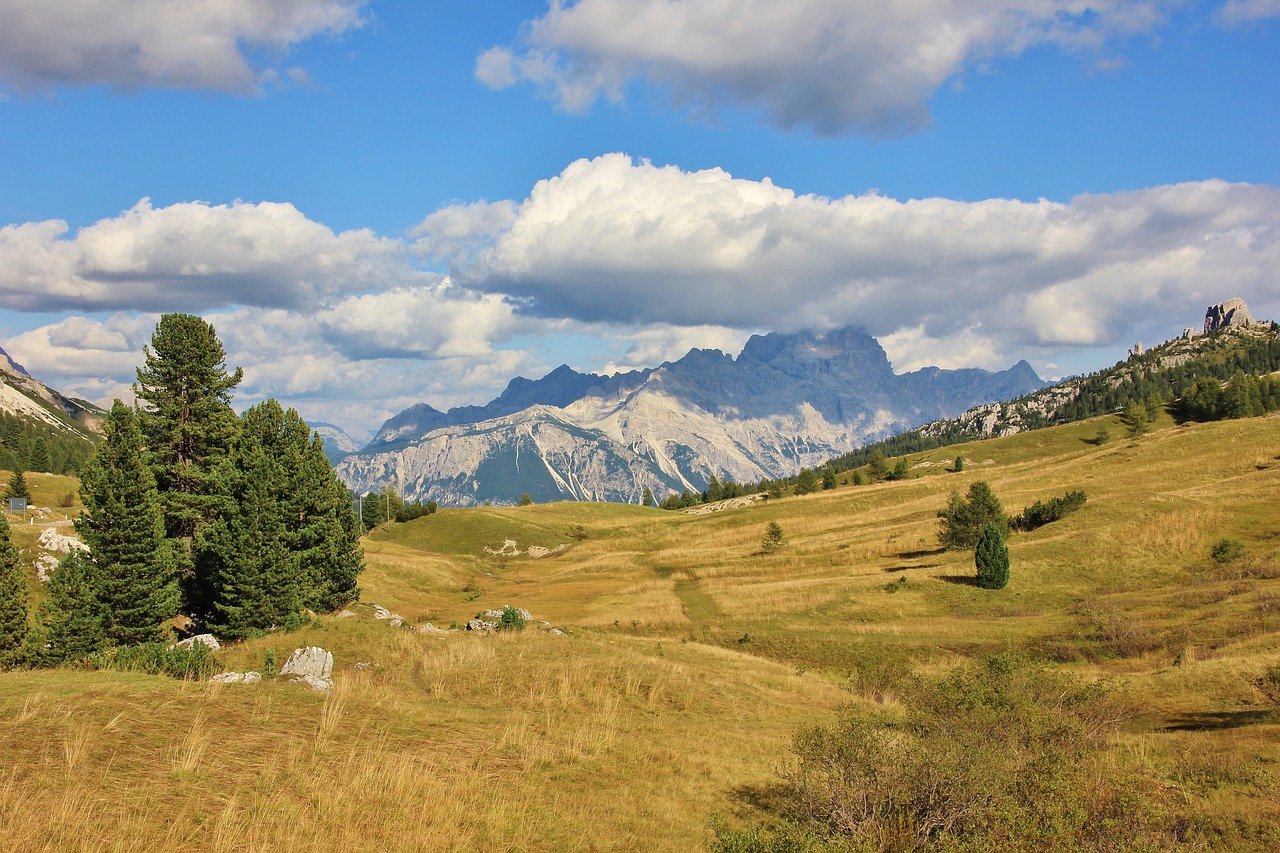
[1,0,1278,439]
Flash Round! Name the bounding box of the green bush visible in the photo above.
[1210,537,1246,564]
[1013,489,1087,531]
[84,641,222,680]
[743,654,1160,851]
[496,606,526,632]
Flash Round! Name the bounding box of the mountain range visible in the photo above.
[334,326,1046,506]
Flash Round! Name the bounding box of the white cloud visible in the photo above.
[0,0,366,95]
[426,153,1280,368]
[0,198,410,312]
[480,0,1167,135]
[1215,0,1280,26]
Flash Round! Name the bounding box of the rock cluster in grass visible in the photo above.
[210,671,262,685]
[280,646,334,693]
[466,606,534,631]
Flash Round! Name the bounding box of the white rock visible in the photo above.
[280,646,333,681]
[297,674,333,694]
[37,527,88,554]
[209,671,261,685]
[336,609,357,618]
[372,604,392,620]
[35,554,59,583]
[174,633,221,652]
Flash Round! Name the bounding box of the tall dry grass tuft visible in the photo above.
[171,712,211,777]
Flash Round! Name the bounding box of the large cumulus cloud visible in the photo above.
[0,0,365,95]
[422,153,1280,368]
[0,198,409,312]
[478,0,1169,136]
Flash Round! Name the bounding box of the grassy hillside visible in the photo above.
[2,413,1278,850]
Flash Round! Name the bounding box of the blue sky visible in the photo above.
[1,0,1277,437]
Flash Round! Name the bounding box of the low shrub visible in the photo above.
[731,654,1159,851]
[1210,537,1246,564]
[1012,489,1087,531]
[83,641,222,680]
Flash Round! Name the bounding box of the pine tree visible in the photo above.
[34,550,110,664]
[294,432,362,613]
[201,439,299,639]
[794,468,819,495]
[1119,400,1150,439]
[938,481,1008,550]
[28,437,50,473]
[199,401,363,635]
[761,521,786,554]
[133,314,243,545]
[5,468,31,501]
[975,522,1011,589]
[76,401,179,645]
[641,486,655,507]
[0,515,29,667]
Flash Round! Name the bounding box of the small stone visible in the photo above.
[336,609,357,618]
[372,604,392,620]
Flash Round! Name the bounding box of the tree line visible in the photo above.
[0,413,96,476]
[0,314,364,669]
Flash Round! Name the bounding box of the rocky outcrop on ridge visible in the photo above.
[1204,298,1257,334]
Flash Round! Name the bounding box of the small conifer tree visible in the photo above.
[762,521,786,554]
[938,481,1008,550]
[34,550,110,664]
[6,468,31,502]
[975,522,1010,589]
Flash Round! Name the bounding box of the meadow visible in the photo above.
[1,411,1278,851]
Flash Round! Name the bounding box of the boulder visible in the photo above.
[465,618,497,631]
[174,634,221,652]
[280,647,334,692]
[280,646,333,680]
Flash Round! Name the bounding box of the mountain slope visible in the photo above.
[338,326,1046,506]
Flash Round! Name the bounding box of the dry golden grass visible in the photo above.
[3,414,1280,849]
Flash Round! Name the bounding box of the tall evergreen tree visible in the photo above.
[133,314,243,545]
[33,550,110,664]
[199,400,362,636]
[28,437,50,473]
[0,515,29,667]
[76,401,179,645]
[201,439,299,639]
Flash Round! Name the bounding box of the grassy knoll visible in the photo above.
[2,413,1280,850]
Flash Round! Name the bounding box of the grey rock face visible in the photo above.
[1204,298,1255,334]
